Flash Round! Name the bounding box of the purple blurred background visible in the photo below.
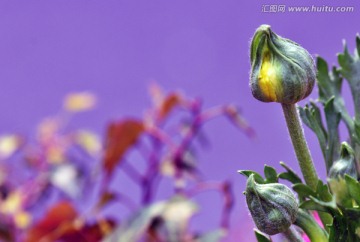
[0,1,359,240]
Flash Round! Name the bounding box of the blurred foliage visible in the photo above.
[0,84,252,241]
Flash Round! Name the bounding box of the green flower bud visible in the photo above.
[245,174,299,235]
[250,25,316,104]
[328,142,358,206]
[328,142,357,180]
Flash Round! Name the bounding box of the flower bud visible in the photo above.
[328,142,358,205]
[245,174,299,235]
[250,25,316,104]
[328,142,357,180]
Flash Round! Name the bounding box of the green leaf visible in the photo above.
[278,161,302,184]
[316,180,333,202]
[300,196,337,215]
[264,165,278,183]
[338,39,360,122]
[238,170,265,184]
[324,97,341,171]
[293,183,317,198]
[317,57,343,105]
[345,174,360,205]
[254,229,272,242]
[299,103,328,158]
[316,56,353,134]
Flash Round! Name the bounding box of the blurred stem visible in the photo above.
[282,226,304,242]
[294,209,328,242]
[142,137,161,205]
[282,103,319,190]
[186,181,233,230]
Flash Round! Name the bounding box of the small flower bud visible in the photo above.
[250,25,316,104]
[328,142,357,180]
[328,142,358,205]
[245,174,299,235]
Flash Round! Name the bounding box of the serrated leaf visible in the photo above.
[264,165,277,183]
[254,229,272,242]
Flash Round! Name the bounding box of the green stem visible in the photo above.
[294,209,328,242]
[282,104,333,229]
[282,103,319,190]
[282,226,304,242]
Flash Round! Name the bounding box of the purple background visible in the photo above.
[1,1,360,240]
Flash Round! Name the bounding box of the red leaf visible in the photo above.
[103,119,144,175]
[159,93,182,119]
[26,201,77,242]
[95,191,117,211]
[59,220,116,242]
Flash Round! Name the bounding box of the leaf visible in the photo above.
[345,174,360,205]
[299,102,328,158]
[292,183,317,198]
[238,170,264,184]
[254,229,272,242]
[26,202,78,242]
[57,219,115,242]
[316,180,333,202]
[264,165,277,183]
[300,196,337,215]
[324,97,341,171]
[95,192,117,211]
[103,119,144,176]
[278,161,302,184]
[316,57,344,110]
[338,39,360,122]
[159,93,182,119]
